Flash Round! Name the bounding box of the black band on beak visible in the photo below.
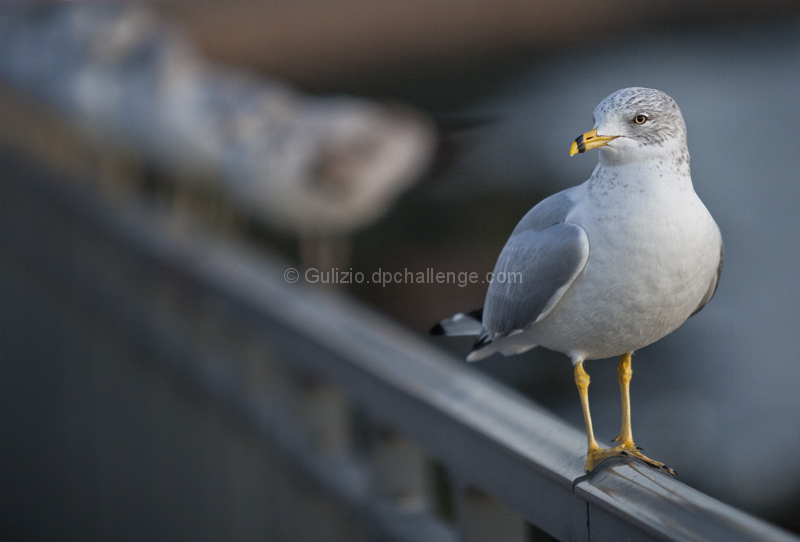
[574,134,588,154]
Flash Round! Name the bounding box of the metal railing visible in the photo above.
[2,148,797,542]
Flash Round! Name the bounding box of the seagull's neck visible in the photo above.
[598,139,690,174]
[589,155,695,197]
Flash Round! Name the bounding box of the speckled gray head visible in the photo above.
[570,87,688,166]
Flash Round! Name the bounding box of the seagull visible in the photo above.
[432,88,723,475]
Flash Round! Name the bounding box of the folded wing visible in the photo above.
[483,222,589,336]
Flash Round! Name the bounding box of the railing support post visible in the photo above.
[459,487,526,542]
[372,429,430,510]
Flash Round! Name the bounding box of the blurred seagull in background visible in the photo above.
[0,3,438,275]
[432,87,723,475]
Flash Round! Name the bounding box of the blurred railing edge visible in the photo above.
[2,147,797,542]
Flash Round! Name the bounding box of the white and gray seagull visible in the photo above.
[432,87,723,474]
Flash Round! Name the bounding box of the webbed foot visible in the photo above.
[585,445,676,476]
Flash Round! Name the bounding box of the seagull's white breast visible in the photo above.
[529,160,722,360]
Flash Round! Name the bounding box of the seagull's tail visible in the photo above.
[430,308,498,362]
[468,330,538,362]
[429,308,484,337]
[431,310,538,362]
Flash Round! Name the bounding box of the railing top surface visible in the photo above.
[3,148,797,542]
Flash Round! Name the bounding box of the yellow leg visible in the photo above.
[613,353,635,447]
[574,362,600,456]
[579,354,677,475]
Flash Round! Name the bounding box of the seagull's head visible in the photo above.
[570,87,688,166]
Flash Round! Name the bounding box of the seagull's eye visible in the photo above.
[633,114,648,125]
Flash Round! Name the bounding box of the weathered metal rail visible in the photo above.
[2,149,796,541]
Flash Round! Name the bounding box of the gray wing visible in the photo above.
[483,189,589,335]
[690,241,724,317]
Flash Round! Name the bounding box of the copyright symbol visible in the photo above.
[284,267,299,283]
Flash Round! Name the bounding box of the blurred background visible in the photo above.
[2,1,799,539]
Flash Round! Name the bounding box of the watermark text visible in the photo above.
[285,267,522,287]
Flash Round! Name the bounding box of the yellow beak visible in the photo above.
[569,128,618,156]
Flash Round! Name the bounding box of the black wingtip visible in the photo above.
[429,323,445,336]
[470,334,491,353]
